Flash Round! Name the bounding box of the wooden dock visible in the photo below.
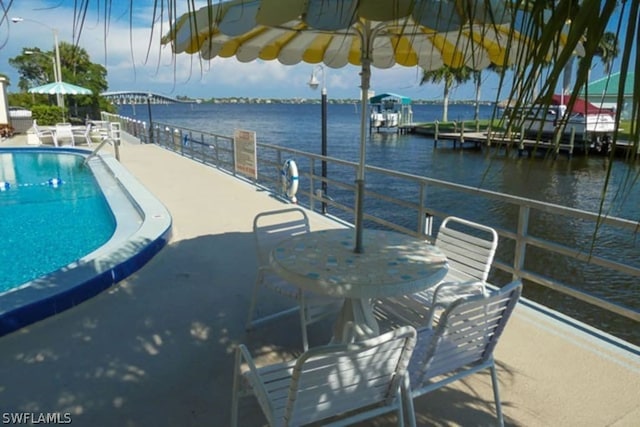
[409,125,639,159]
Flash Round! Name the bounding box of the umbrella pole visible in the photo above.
[354,56,371,254]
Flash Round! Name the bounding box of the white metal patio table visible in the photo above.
[270,228,448,342]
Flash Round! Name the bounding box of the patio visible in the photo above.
[0,134,638,426]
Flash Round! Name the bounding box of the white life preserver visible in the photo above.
[281,159,299,203]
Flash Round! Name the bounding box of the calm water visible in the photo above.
[0,151,116,292]
[119,102,639,344]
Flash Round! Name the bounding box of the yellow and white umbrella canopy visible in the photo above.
[165,0,527,70]
[162,0,580,252]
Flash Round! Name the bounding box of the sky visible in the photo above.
[0,1,635,101]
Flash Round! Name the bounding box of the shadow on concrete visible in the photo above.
[0,230,514,426]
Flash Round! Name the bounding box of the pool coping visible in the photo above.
[0,147,172,336]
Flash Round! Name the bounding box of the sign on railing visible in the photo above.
[233,129,257,179]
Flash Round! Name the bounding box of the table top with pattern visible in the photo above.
[270,228,448,299]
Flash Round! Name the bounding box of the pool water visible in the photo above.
[0,152,116,293]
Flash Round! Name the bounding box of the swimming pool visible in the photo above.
[0,147,172,336]
[1,151,116,291]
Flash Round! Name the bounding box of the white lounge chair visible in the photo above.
[404,280,522,427]
[72,124,93,146]
[376,216,499,327]
[246,207,341,351]
[231,324,417,427]
[55,123,75,146]
[33,123,57,146]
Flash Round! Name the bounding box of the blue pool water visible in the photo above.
[0,151,116,293]
[0,147,171,337]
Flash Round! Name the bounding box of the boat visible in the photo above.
[519,94,616,150]
[369,92,413,133]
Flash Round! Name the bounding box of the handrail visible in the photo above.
[102,116,640,330]
[83,136,119,164]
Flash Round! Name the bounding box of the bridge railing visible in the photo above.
[102,115,640,342]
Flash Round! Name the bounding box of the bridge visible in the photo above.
[101,91,194,105]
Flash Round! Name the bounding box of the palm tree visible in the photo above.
[594,31,619,74]
[420,66,473,122]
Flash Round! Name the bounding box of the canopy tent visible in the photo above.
[551,94,612,115]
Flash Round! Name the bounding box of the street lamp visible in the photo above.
[308,65,328,214]
[12,17,63,109]
[146,93,154,144]
[24,50,58,82]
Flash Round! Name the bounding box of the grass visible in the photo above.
[414,119,635,142]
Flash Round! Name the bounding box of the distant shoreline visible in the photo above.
[173,97,497,106]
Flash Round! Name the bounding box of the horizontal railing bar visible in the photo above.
[519,270,640,322]
[526,235,640,277]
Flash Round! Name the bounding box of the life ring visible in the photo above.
[281,159,299,203]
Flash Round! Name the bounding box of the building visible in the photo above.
[580,72,634,119]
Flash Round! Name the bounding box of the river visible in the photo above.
[117,101,639,344]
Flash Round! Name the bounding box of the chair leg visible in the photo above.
[490,362,505,427]
[230,348,242,427]
[299,295,309,352]
[245,279,261,331]
[402,375,416,427]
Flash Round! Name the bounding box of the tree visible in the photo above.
[594,31,619,74]
[420,66,473,122]
[9,42,110,119]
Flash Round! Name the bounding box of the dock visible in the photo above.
[0,133,638,426]
[409,124,639,159]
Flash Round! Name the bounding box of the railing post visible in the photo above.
[568,126,575,158]
[417,181,427,235]
[310,158,317,212]
[513,205,530,281]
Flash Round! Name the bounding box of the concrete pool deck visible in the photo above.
[0,133,639,426]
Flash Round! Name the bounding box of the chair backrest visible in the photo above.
[285,325,417,426]
[55,123,74,139]
[435,216,498,282]
[411,280,522,382]
[253,208,310,267]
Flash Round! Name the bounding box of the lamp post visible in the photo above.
[146,93,154,144]
[308,65,328,214]
[12,17,63,109]
[24,50,58,82]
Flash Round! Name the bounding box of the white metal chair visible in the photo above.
[375,216,499,328]
[404,280,522,427]
[246,207,341,351]
[231,324,417,427]
[32,123,57,146]
[72,124,93,146]
[55,123,75,146]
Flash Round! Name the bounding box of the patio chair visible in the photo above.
[375,216,498,328]
[246,208,341,351]
[404,280,522,427]
[33,123,57,147]
[55,123,75,146]
[72,124,93,147]
[231,324,417,427]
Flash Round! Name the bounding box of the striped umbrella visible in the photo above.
[162,0,581,252]
[28,81,93,95]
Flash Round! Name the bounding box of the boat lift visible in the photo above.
[369,92,413,134]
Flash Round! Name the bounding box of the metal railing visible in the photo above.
[102,116,640,326]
